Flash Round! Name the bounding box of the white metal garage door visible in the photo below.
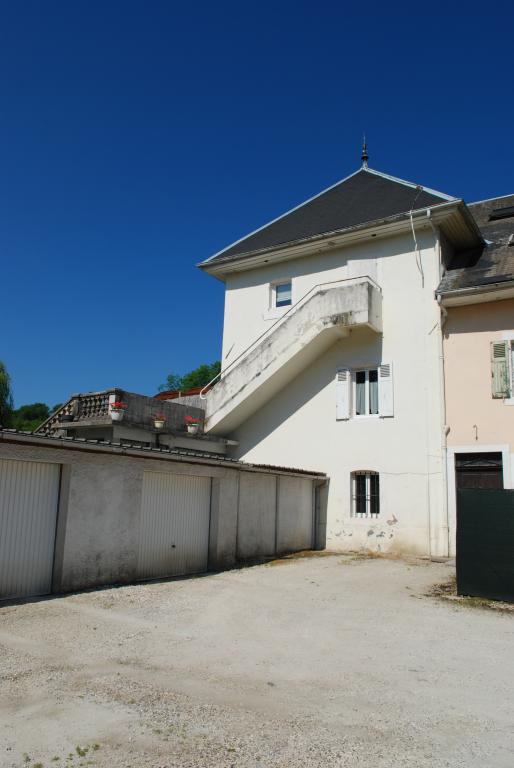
[138,471,211,580]
[0,459,61,600]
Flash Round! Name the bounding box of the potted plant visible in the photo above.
[185,415,201,435]
[153,413,166,430]
[109,401,128,422]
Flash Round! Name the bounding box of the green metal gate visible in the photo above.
[456,489,514,602]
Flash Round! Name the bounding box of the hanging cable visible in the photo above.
[409,185,424,288]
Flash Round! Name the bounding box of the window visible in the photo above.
[491,341,514,399]
[354,369,379,416]
[351,471,380,517]
[274,281,292,308]
[335,364,393,420]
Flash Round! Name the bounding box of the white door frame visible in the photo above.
[446,443,511,556]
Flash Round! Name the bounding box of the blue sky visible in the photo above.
[1,1,513,407]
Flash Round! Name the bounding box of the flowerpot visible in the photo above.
[154,419,165,430]
[110,409,124,422]
[187,423,200,435]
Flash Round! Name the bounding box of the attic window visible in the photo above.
[489,206,514,221]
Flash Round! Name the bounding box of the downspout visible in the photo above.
[437,293,451,557]
[428,209,451,557]
[313,478,329,551]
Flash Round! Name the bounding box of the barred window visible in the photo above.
[351,471,380,518]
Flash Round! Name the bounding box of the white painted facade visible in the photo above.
[207,224,450,557]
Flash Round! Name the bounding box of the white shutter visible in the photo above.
[491,341,509,398]
[378,363,394,417]
[335,368,350,420]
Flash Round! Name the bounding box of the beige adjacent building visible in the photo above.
[437,194,514,554]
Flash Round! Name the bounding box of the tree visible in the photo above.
[158,373,182,392]
[11,402,50,432]
[158,361,221,393]
[181,361,221,390]
[0,361,13,427]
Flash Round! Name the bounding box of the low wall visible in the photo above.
[0,433,326,596]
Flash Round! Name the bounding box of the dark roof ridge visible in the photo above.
[200,166,456,266]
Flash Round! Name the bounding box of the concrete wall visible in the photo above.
[0,437,323,596]
[120,391,205,433]
[277,476,314,553]
[218,227,448,557]
[236,473,316,560]
[443,298,514,554]
[237,474,277,559]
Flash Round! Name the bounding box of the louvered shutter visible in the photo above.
[491,341,509,398]
[335,368,350,420]
[378,363,394,417]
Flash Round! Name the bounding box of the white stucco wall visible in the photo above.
[219,227,448,556]
[221,241,379,366]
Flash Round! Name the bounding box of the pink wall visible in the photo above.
[443,298,514,447]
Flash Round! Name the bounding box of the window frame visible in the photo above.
[496,334,514,405]
[505,340,514,404]
[271,279,292,310]
[505,339,514,400]
[352,367,379,418]
[351,471,380,518]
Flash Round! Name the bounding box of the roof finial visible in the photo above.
[361,135,369,169]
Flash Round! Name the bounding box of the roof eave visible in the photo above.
[437,279,514,306]
[199,200,483,278]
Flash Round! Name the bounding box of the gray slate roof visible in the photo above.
[438,194,514,294]
[202,168,453,265]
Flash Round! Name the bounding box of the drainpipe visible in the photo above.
[437,293,451,557]
[313,478,329,551]
[429,205,450,556]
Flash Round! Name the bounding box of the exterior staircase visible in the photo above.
[204,277,382,435]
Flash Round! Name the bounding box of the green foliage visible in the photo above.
[11,402,50,432]
[0,361,58,431]
[181,361,221,390]
[158,373,182,392]
[158,361,221,393]
[0,361,14,426]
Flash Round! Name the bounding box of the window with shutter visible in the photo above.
[343,364,395,419]
[335,368,350,420]
[353,369,380,416]
[378,363,394,417]
[491,341,510,399]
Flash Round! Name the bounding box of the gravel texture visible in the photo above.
[1,554,513,768]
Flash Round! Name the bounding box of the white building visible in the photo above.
[198,155,484,557]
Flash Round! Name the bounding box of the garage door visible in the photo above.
[138,471,211,580]
[0,459,61,600]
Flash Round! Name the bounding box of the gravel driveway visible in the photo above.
[1,554,513,768]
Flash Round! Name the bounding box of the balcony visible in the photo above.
[205,276,382,434]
